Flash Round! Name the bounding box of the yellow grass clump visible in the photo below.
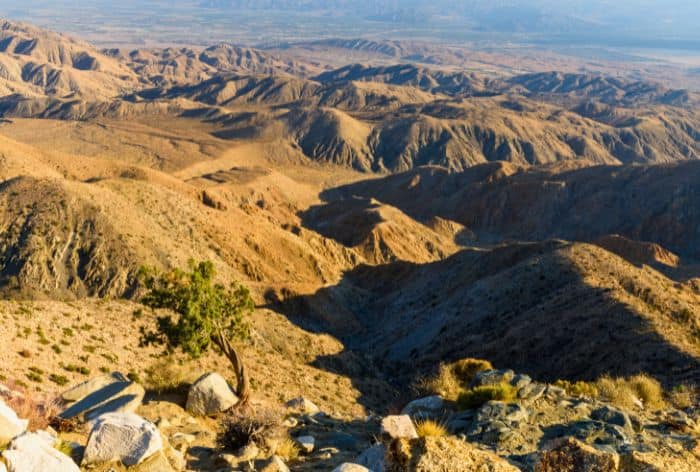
[276,438,301,461]
[419,358,493,400]
[415,419,448,437]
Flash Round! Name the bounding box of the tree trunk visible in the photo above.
[212,330,250,405]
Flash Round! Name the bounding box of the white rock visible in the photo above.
[284,397,320,414]
[186,373,239,416]
[0,399,28,445]
[82,412,163,466]
[3,431,80,472]
[295,435,315,453]
[380,415,418,439]
[59,379,144,422]
[0,460,6,472]
[332,464,371,472]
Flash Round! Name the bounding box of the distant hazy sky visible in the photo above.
[1,1,699,48]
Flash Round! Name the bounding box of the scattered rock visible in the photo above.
[545,386,566,400]
[518,383,547,401]
[511,374,532,389]
[285,397,320,415]
[333,464,371,472]
[61,373,126,402]
[380,415,418,440]
[536,437,620,472]
[356,444,386,472]
[0,399,28,445]
[82,412,163,466]
[622,450,700,471]
[401,395,447,420]
[471,369,515,387]
[388,436,519,471]
[591,406,633,431]
[59,378,144,422]
[257,455,290,472]
[186,373,239,417]
[2,430,80,472]
[295,435,315,453]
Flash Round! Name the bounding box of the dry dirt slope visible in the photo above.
[275,240,700,388]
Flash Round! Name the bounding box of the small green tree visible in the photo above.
[139,260,254,404]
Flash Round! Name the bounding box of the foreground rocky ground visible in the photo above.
[1,363,699,471]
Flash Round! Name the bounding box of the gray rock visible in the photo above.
[591,406,633,430]
[545,385,566,400]
[380,415,418,439]
[401,396,447,420]
[2,430,80,472]
[510,374,532,389]
[61,373,126,402]
[333,464,371,472]
[186,373,239,416]
[82,412,163,466]
[518,383,546,401]
[471,369,515,387]
[295,435,315,453]
[325,431,362,451]
[476,401,529,425]
[59,379,144,422]
[284,397,320,415]
[0,399,28,445]
[447,410,476,433]
[356,444,386,472]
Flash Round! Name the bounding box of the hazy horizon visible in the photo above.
[2,0,700,50]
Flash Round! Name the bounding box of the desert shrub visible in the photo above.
[415,419,448,437]
[419,358,493,400]
[49,374,70,386]
[143,357,190,394]
[275,438,300,461]
[595,374,666,410]
[218,408,285,452]
[669,385,696,409]
[554,380,599,398]
[456,382,517,410]
[628,374,665,409]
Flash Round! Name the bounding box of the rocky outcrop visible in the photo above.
[186,373,239,416]
[380,415,418,440]
[0,399,28,445]
[2,430,80,472]
[388,436,520,471]
[59,374,144,422]
[536,437,620,472]
[82,412,163,466]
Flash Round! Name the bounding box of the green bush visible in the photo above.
[49,374,70,386]
[456,382,518,410]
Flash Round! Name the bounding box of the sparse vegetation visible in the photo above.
[595,374,665,410]
[140,260,254,403]
[276,438,301,461]
[669,385,696,409]
[143,357,190,394]
[218,408,285,452]
[415,419,448,437]
[456,382,518,410]
[49,373,70,386]
[554,380,599,398]
[418,358,493,400]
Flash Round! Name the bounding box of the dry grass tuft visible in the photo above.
[143,357,191,395]
[595,374,665,410]
[218,407,286,453]
[554,380,599,398]
[456,382,518,410]
[275,438,301,461]
[418,358,493,400]
[415,419,448,437]
[669,385,696,410]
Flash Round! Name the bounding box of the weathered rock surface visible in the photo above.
[401,395,447,420]
[380,415,418,439]
[59,377,144,422]
[61,373,127,402]
[332,464,371,472]
[82,412,163,466]
[2,430,80,472]
[388,436,520,471]
[186,373,239,416]
[296,435,315,453]
[257,455,290,472]
[356,444,386,472]
[285,397,320,415]
[0,399,28,445]
[536,437,620,472]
